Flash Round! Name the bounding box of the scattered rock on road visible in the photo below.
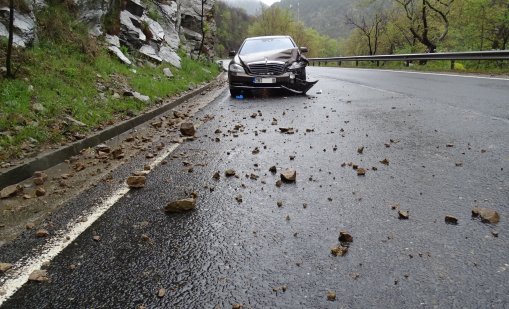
[380,158,390,165]
[357,146,364,154]
[127,176,146,188]
[0,263,13,273]
[445,215,459,225]
[157,288,166,298]
[165,198,196,213]
[327,291,336,301]
[180,122,196,136]
[398,211,409,220]
[269,166,277,173]
[1,184,21,199]
[28,269,50,282]
[225,169,236,177]
[339,230,353,242]
[357,168,366,176]
[472,207,500,224]
[331,246,348,256]
[281,169,296,182]
[35,187,46,197]
[36,229,49,237]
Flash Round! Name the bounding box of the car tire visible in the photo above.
[230,88,242,97]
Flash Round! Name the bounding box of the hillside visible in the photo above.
[220,0,267,16]
[276,0,391,39]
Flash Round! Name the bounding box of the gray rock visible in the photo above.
[165,198,196,213]
[105,34,120,47]
[163,68,173,78]
[0,9,36,47]
[139,45,162,63]
[159,45,181,68]
[125,0,145,17]
[133,92,150,102]
[159,2,178,23]
[141,16,165,42]
[120,10,146,48]
[31,103,45,113]
[65,116,87,127]
[108,46,132,65]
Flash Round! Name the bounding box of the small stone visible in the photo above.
[1,184,21,199]
[28,269,50,282]
[180,122,196,136]
[357,168,366,176]
[0,263,13,273]
[235,195,243,203]
[491,230,499,237]
[165,198,196,213]
[277,201,283,207]
[398,210,409,220]
[269,166,277,173]
[281,169,296,182]
[380,158,390,165]
[33,177,45,185]
[151,121,163,129]
[127,176,146,188]
[95,144,111,153]
[92,235,101,242]
[326,291,336,301]
[157,288,166,298]
[26,223,35,230]
[275,180,282,187]
[225,169,236,177]
[357,146,364,154]
[36,229,49,237]
[232,304,242,309]
[445,215,458,225]
[472,207,500,224]
[35,187,46,197]
[213,171,220,180]
[144,165,151,171]
[339,230,353,242]
[331,246,348,257]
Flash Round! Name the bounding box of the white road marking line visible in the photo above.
[319,67,509,81]
[0,143,180,305]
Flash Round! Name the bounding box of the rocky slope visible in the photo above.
[0,0,216,67]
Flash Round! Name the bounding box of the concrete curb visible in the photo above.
[0,74,226,189]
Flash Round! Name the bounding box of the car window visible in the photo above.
[239,38,295,55]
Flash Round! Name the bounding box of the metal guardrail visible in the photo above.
[309,50,509,69]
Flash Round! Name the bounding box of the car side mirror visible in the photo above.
[228,50,237,57]
[299,47,309,53]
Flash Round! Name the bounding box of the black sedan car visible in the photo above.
[228,36,318,97]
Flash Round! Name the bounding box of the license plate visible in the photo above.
[254,77,276,84]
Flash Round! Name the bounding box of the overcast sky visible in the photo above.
[260,0,280,5]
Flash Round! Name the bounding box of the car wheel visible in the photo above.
[230,88,242,97]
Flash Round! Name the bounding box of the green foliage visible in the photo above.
[214,1,255,57]
[0,2,220,161]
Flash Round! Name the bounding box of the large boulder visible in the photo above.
[159,45,181,68]
[0,8,36,47]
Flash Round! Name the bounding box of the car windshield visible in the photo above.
[239,38,295,55]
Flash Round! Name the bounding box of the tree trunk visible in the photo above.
[198,0,205,58]
[6,0,15,78]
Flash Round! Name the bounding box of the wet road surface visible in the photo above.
[1,67,508,308]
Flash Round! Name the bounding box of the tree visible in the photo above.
[5,0,15,78]
[198,0,206,57]
[345,11,388,55]
[394,0,455,52]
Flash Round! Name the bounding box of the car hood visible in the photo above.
[238,48,301,64]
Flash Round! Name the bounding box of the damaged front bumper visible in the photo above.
[229,72,318,94]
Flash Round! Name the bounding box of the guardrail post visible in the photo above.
[376,61,380,67]
[450,60,455,70]
[338,61,341,67]
[355,61,358,67]
[405,61,409,67]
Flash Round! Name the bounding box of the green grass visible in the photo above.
[315,59,509,75]
[0,43,220,161]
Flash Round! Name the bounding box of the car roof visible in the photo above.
[245,36,292,40]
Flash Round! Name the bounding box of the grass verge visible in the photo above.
[0,42,219,163]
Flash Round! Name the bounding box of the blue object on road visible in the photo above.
[236,95,244,100]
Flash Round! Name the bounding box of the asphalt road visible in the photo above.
[1,67,508,308]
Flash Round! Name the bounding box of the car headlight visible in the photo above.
[288,61,305,71]
[229,63,245,73]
